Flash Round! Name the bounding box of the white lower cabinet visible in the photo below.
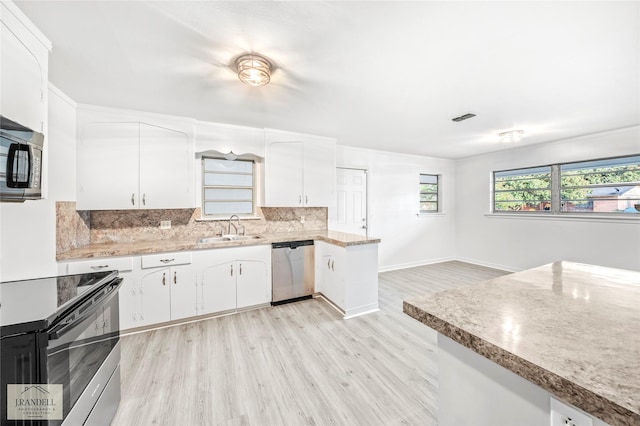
[315,241,379,319]
[139,252,197,326]
[316,242,344,307]
[193,245,271,316]
[200,261,236,314]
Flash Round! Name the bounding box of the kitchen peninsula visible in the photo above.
[403,261,640,426]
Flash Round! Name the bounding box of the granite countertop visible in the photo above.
[57,230,380,261]
[403,261,640,426]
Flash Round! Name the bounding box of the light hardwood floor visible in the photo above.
[112,261,508,426]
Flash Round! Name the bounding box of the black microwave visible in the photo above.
[0,115,44,202]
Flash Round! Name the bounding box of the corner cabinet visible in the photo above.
[76,112,194,210]
[264,129,336,207]
[315,241,379,319]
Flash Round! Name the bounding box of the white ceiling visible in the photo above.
[15,1,640,159]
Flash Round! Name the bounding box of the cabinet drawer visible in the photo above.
[66,257,134,275]
[141,252,192,269]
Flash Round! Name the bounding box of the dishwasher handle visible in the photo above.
[271,240,314,250]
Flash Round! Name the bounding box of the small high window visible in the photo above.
[420,174,439,213]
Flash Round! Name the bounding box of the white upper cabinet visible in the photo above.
[139,123,192,209]
[302,139,336,207]
[264,129,336,207]
[77,122,139,210]
[266,141,304,206]
[76,106,194,210]
[0,2,50,132]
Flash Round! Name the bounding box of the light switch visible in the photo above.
[160,220,171,230]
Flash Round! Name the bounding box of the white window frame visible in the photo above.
[201,156,256,218]
[419,173,440,214]
[492,154,640,216]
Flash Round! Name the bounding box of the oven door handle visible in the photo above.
[48,278,123,340]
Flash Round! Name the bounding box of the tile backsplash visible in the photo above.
[56,202,327,252]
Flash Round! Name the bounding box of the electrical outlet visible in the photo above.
[300,215,305,223]
[550,397,592,426]
[160,220,171,230]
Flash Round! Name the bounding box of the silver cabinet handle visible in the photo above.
[131,193,135,206]
[298,195,302,205]
[160,258,175,264]
[173,271,177,284]
[327,259,331,269]
[239,263,242,275]
[90,265,109,270]
[230,264,233,276]
[305,195,308,204]
[331,260,335,271]
[143,193,146,206]
[162,272,166,286]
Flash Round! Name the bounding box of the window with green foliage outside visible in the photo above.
[493,155,640,214]
[420,174,439,213]
[560,156,640,213]
[494,166,552,212]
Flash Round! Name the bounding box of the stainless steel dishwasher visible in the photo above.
[271,240,315,305]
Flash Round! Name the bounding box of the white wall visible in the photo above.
[335,146,457,271]
[0,86,76,281]
[455,127,640,272]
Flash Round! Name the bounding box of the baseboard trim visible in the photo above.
[379,257,521,274]
[454,257,522,273]
[378,256,456,273]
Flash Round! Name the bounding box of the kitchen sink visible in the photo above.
[198,235,263,244]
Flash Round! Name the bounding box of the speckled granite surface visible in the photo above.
[56,202,379,260]
[57,228,379,260]
[87,206,328,243]
[403,261,640,426]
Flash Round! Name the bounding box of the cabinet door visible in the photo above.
[303,139,336,207]
[0,18,45,132]
[170,266,198,320]
[266,141,303,206]
[236,260,268,308]
[201,262,236,315]
[139,268,171,326]
[139,123,193,209]
[316,243,344,309]
[77,122,139,210]
[118,271,138,331]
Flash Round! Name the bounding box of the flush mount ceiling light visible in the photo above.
[498,129,525,142]
[235,54,272,87]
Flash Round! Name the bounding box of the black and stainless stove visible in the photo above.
[0,271,123,425]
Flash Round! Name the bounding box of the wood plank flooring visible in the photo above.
[111,261,508,426]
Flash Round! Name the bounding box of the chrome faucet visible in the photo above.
[228,215,245,235]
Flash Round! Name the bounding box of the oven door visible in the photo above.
[46,278,122,424]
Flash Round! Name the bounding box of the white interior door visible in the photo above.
[332,168,368,236]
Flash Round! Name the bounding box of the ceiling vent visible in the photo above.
[452,113,476,122]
